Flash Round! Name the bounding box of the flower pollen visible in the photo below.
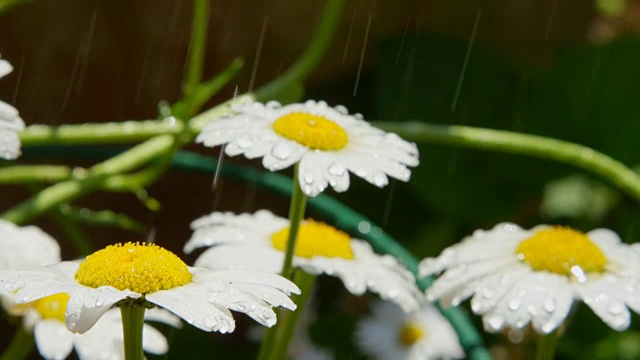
[29,293,69,322]
[271,219,354,259]
[272,112,348,150]
[516,227,607,277]
[398,322,424,346]
[75,242,192,294]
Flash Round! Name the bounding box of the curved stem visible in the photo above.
[535,330,559,360]
[374,121,640,203]
[1,135,175,225]
[0,327,34,360]
[184,0,210,98]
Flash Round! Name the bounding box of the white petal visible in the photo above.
[0,59,13,78]
[300,240,422,312]
[65,286,138,334]
[261,141,305,171]
[482,271,573,334]
[143,307,183,329]
[34,319,74,360]
[205,269,300,296]
[194,245,284,273]
[0,221,61,269]
[574,274,631,331]
[141,323,169,355]
[298,151,350,197]
[146,282,236,333]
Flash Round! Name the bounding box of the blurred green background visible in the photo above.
[2,0,640,358]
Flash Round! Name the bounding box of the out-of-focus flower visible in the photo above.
[0,242,300,334]
[420,223,640,333]
[355,300,464,360]
[0,58,25,160]
[185,210,422,312]
[196,100,419,197]
[6,293,180,360]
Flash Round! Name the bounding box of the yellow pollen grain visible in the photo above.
[271,219,354,259]
[75,242,192,295]
[272,112,348,150]
[399,323,424,346]
[29,293,70,322]
[516,227,607,276]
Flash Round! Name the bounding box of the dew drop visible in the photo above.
[543,298,556,313]
[372,173,387,187]
[609,302,626,315]
[508,299,521,311]
[271,143,292,160]
[237,137,253,149]
[95,298,104,307]
[328,163,346,176]
[486,315,504,332]
[303,173,314,184]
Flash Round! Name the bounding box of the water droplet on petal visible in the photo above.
[609,303,626,315]
[272,143,292,160]
[328,163,346,176]
[486,315,504,332]
[95,298,104,307]
[508,299,521,311]
[303,173,314,184]
[237,137,253,149]
[543,298,556,313]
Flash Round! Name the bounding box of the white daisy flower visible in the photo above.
[0,58,25,160]
[0,242,300,335]
[185,209,423,312]
[356,300,464,360]
[419,223,640,334]
[0,219,60,269]
[196,100,419,197]
[6,293,180,360]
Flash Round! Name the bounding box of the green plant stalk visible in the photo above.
[269,270,317,360]
[183,0,210,104]
[281,163,307,278]
[374,121,640,203]
[120,305,146,360]
[255,0,344,101]
[257,165,307,360]
[1,135,175,225]
[0,327,34,360]
[0,165,71,184]
[535,330,559,360]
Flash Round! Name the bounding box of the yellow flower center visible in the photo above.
[516,227,607,276]
[270,220,354,259]
[272,112,348,150]
[29,293,69,322]
[75,242,192,294]
[398,323,424,346]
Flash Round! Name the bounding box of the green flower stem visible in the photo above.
[281,163,308,278]
[20,120,184,146]
[1,135,175,225]
[269,270,317,360]
[120,305,146,360]
[255,0,344,102]
[374,121,640,203]
[183,0,210,103]
[535,330,559,360]
[0,327,35,360]
[0,165,72,184]
[257,164,307,360]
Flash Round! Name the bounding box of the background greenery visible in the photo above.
[2,0,640,359]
